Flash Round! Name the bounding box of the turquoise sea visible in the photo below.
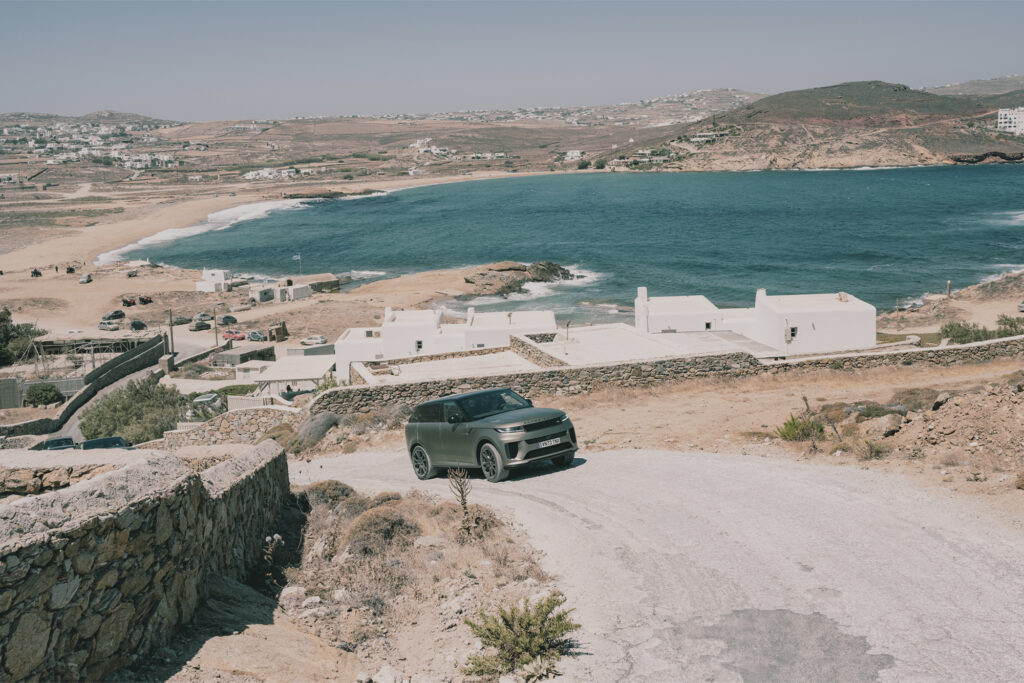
[110,165,1024,320]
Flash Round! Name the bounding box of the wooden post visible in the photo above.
[946,280,951,296]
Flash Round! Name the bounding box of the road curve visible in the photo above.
[292,449,1024,682]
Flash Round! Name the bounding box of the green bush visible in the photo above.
[79,376,185,444]
[593,159,607,170]
[463,592,580,677]
[776,414,825,441]
[24,382,63,407]
[0,307,46,367]
[577,160,591,170]
[996,315,1024,337]
[345,506,419,556]
[939,321,994,344]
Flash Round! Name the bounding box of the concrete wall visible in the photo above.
[161,407,301,449]
[0,442,289,680]
[311,333,1024,415]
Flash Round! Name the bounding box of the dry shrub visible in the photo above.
[818,402,853,424]
[839,422,861,440]
[345,506,420,556]
[304,480,355,506]
[1015,473,1024,490]
[291,412,341,452]
[859,440,891,460]
[368,491,402,507]
[259,423,297,448]
[853,402,906,422]
[890,387,939,412]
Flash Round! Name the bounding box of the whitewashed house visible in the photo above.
[196,269,233,293]
[335,306,556,372]
[635,286,876,356]
[996,108,1024,136]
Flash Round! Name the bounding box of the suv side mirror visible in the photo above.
[526,399,533,407]
[447,414,461,424]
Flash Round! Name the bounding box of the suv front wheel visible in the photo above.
[410,445,438,480]
[479,443,508,482]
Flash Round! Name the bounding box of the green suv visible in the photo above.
[405,388,578,482]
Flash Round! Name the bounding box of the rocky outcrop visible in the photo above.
[948,151,1024,164]
[461,261,578,298]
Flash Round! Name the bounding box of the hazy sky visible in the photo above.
[2,1,1021,121]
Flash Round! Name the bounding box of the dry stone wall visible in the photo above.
[0,441,288,681]
[312,334,1024,415]
[161,407,300,449]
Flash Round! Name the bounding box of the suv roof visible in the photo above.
[421,388,511,406]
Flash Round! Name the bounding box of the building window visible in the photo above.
[705,322,711,330]
[789,326,798,340]
[476,343,485,348]
[365,330,374,338]
[415,340,423,352]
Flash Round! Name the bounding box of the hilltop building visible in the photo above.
[335,307,556,372]
[634,287,876,356]
[996,108,1024,136]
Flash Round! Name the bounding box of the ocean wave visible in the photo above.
[93,198,314,265]
[348,269,388,280]
[465,265,607,306]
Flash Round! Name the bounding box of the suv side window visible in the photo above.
[443,402,463,422]
[418,403,443,423]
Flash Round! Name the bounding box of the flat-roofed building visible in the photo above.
[635,286,876,357]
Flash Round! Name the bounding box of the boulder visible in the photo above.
[861,413,903,440]
[932,392,951,410]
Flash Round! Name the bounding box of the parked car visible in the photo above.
[222,329,245,341]
[81,436,132,450]
[126,270,138,278]
[193,312,213,322]
[130,320,148,331]
[171,315,190,326]
[102,310,126,320]
[300,335,328,346]
[139,295,153,305]
[217,314,237,325]
[247,330,267,342]
[188,320,211,331]
[98,321,120,331]
[42,437,76,451]
[405,388,577,482]
[121,297,136,307]
[78,273,92,284]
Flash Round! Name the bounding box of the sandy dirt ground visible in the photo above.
[294,448,1024,681]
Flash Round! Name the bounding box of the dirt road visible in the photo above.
[293,449,1024,681]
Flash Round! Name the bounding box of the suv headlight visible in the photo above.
[495,425,525,433]
[558,414,570,423]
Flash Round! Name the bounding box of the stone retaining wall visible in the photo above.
[509,335,568,368]
[312,352,757,414]
[0,441,288,680]
[311,334,1024,415]
[161,407,301,449]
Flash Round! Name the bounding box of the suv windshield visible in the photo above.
[456,389,530,421]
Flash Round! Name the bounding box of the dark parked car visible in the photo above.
[130,320,148,331]
[188,320,211,331]
[102,310,126,321]
[42,437,76,450]
[217,314,237,325]
[171,315,190,326]
[81,436,132,450]
[405,388,577,482]
[139,295,153,305]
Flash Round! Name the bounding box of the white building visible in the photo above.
[196,269,233,293]
[335,306,557,373]
[635,287,876,356]
[996,108,1024,136]
[564,150,583,161]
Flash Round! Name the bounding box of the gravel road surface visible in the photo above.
[292,449,1024,682]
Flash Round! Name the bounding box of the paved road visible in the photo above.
[292,449,1024,682]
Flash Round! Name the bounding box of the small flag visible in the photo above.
[292,254,301,260]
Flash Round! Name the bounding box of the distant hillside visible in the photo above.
[0,110,178,125]
[927,75,1024,97]
[976,90,1024,109]
[716,81,987,127]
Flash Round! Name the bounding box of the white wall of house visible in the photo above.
[334,306,557,373]
[636,286,876,356]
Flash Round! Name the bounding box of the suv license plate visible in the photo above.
[539,437,561,448]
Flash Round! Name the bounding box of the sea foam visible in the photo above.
[94,198,314,265]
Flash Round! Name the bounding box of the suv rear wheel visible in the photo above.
[410,445,438,480]
[479,443,508,482]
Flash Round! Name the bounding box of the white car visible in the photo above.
[98,320,120,331]
[300,335,328,346]
[1018,300,1024,313]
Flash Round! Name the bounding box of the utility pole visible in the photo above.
[167,307,175,356]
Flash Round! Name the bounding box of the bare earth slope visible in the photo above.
[294,449,1024,681]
